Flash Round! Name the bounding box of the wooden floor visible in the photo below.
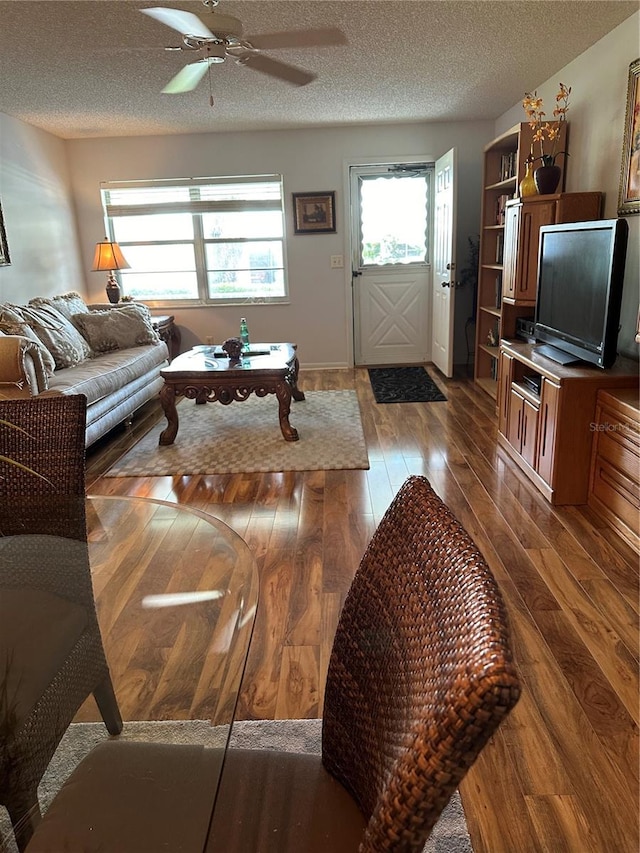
[85,366,639,853]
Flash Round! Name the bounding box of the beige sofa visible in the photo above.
[0,292,168,446]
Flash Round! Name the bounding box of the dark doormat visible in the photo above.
[368,367,447,403]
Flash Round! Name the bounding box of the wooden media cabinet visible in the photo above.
[497,340,638,505]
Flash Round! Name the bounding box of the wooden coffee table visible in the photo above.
[158,343,305,446]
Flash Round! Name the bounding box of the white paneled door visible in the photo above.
[431,148,457,378]
[351,163,431,365]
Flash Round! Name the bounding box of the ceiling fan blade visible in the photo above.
[162,59,210,94]
[141,7,214,39]
[247,27,347,50]
[241,54,316,86]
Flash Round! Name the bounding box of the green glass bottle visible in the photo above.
[240,317,250,351]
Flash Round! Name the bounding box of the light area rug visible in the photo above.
[105,390,369,476]
[0,719,473,853]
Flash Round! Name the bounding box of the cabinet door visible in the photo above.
[502,203,520,300]
[536,379,560,484]
[507,389,524,451]
[514,200,555,303]
[498,351,514,436]
[521,398,539,468]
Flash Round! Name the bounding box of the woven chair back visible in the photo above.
[322,475,521,852]
[0,395,87,542]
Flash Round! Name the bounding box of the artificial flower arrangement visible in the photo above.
[522,83,571,166]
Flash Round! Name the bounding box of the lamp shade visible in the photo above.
[92,239,130,271]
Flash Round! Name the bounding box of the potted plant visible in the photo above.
[522,83,571,194]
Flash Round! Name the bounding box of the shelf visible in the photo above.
[479,305,501,318]
[476,377,498,399]
[479,344,500,358]
[482,263,503,271]
[512,380,541,406]
[483,224,504,231]
[486,178,517,192]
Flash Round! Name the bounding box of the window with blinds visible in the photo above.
[100,175,287,304]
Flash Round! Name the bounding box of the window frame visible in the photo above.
[100,175,289,307]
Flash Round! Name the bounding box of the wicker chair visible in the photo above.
[207,474,522,851]
[0,395,122,852]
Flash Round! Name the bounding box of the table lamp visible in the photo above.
[92,238,130,304]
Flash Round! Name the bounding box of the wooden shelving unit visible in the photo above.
[473,122,541,399]
[475,124,535,398]
[474,124,604,405]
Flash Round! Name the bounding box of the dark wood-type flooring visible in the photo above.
[85,366,639,853]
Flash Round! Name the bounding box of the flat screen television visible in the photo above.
[534,218,628,369]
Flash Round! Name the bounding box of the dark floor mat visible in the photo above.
[368,367,447,403]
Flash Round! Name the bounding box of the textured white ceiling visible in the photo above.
[0,0,637,139]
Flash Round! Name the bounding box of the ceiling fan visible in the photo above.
[141,0,347,96]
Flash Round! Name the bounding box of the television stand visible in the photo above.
[535,343,582,366]
[497,339,638,504]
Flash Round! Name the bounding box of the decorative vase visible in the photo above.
[105,279,121,304]
[534,164,561,195]
[519,157,538,198]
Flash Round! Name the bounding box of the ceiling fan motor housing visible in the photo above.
[203,42,226,62]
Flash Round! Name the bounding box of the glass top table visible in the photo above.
[81,495,258,728]
[8,495,258,853]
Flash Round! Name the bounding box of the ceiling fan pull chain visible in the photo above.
[208,60,215,107]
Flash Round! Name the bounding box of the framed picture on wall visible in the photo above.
[292,191,336,234]
[618,57,640,216]
[0,201,11,266]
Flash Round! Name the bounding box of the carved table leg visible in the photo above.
[276,382,299,441]
[159,383,179,445]
[289,355,305,402]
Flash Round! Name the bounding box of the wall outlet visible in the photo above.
[330,255,344,268]
[205,336,214,345]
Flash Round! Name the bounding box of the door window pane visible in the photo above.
[360,176,428,265]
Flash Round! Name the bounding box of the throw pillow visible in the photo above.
[30,291,90,323]
[17,303,92,369]
[73,304,160,353]
[0,306,56,375]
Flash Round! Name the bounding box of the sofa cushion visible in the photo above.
[0,306,56,376]
[30,291,90,323]
[73,304,159,353]
[17,303,91,369]
[47,342,168,404]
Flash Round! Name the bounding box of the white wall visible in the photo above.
[0,113,84,303]
[66,120,492,368]
[496,12,640,360]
